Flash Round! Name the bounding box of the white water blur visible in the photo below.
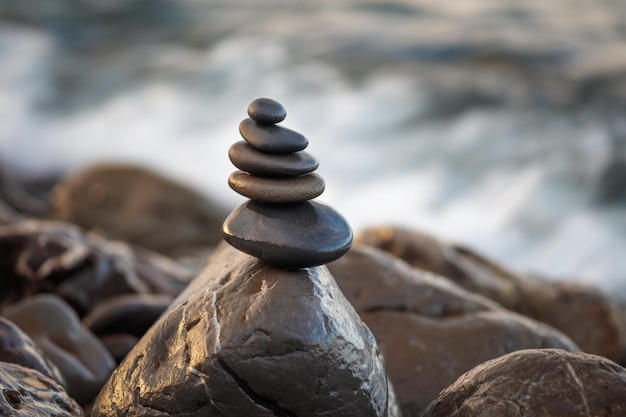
[1,8,626,296]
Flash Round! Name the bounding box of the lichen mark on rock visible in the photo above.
[222,98,353,268]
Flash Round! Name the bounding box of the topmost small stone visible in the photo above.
[247,98,287,124]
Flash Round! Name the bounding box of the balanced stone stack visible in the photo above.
[223,97,353,268]
[92,99,396,417]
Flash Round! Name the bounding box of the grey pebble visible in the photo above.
[222,200,353,268]
[228,141,319,177]
[239,118,308,154]
[247,97,287,124]
[228,170,325,203]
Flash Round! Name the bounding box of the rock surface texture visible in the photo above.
[91,243,393,417]
[328,244,579,417]
[422,349,626,417]
[223,98,352,268]
[357,225,626,363]
[0,362,83,417]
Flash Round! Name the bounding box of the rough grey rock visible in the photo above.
[4,294,116,405]
[228,170,325,203]
[229,141,319,177]
[92,243,393,417]
[328,245,579,417]
[239,117,308,154]
[0,362,83,416]
[223,200,353,268]
[247,97,287,124]
[422,349,626,417]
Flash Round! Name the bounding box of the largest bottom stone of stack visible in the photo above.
[91,242,389,417]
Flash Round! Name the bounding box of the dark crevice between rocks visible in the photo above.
[360,305,471,319]
[217,355,296,417]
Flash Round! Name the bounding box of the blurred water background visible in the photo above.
[1,0,626,295]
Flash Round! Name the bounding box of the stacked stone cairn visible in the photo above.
[223,97,353,268]
[91,98,394,417]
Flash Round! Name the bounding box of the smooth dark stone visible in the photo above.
[92,243,392,417]
[82,294,172,337]
[229,141,319,177]
[222,200,353,268]
[228,170,325,203]
[4,294,116,405]
[239,118,307,154]
[422,349,626,417]
[0,362,83,416]
[0,317,65,386]
[247,97,286,124]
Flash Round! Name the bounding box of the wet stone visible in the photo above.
[229,140,319,177]
[91,243,391,417]
[0,362,83,416]
[247,97,287,125]
[228,170,325,203]
[222,200,353,268]
[239,118,308,154]
[3,294,116,405]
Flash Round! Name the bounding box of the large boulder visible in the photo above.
[357,225,626,362]
[328,244,578,417]
[0,362,83,416]
[50,163,228,261]
[92,243,396,417]
[422,349,626,417]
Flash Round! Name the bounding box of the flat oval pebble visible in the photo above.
[222,200,353,268]
[229,141,319,177]
[247,98,287,124]
[228,170,325,203]
[239,118,308,154]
